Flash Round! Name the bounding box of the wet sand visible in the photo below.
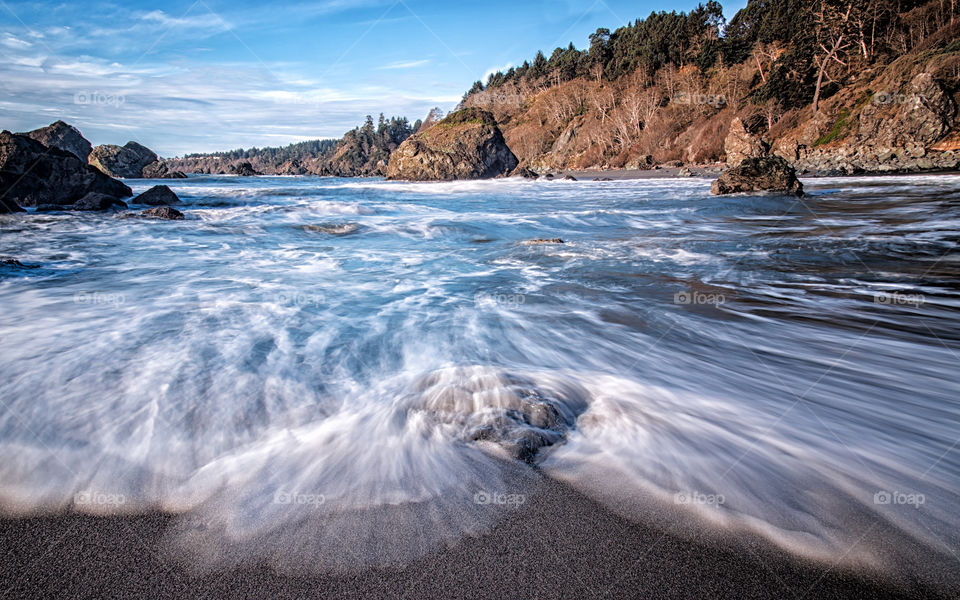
[0,477,946,599]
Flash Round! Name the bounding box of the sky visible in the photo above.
[0,0,747,156]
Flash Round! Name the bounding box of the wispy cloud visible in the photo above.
[377,59,430,70]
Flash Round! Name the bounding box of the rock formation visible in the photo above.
[90,142,159,178]
[133,185,180,206]
[724,117,768,165]
[140,206,184,220]
[386,108,518,181]
[22,121,92,162]
[711,156,804,196]
[231,162,261,176]
[0,131,132,207]
[141,161,187,179]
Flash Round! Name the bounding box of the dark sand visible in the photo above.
[0,477,946,599]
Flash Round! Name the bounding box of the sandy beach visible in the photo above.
[2,477,951,599]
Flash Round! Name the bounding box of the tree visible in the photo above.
[812,0,855,112]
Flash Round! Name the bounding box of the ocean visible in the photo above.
[1,174,958,577]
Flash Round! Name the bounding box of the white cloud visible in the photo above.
[377,59,430,70]
[482,63,513,82]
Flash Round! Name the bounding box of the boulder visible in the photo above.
[512,166,539,179]
[90,142,158,178]
[70,192,128,211]
[724,117,768,165]
[231,162,261,176]
[22,121,92,162]
[141,161,187,179]
[140,206,184,220]
[0,131,132,207]
[386,108,518,181]
[711,156,804,196]
[134,185,180,206]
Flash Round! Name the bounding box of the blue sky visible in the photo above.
[0,0,746,156]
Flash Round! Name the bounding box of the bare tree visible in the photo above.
[812,0,855,112]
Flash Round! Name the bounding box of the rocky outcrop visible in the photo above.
[133,185,180,206]
[724,117,768,165]
[0,131,132,207]
[141,161,187,179]
[22,121,92,162]
[386,108,518,181]
[140,206,184,220]
[776,73,959,175]
[231,162,261,176]
[71,192,128,211]
[711,156,804,196]
[90,142,159,178]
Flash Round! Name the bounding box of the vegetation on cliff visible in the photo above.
[460,0,960,173]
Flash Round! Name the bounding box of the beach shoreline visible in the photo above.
[1,476,949,599]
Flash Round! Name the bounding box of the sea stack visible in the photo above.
[386,108,518,181]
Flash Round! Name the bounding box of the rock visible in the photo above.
[22,121,92,162]
[231,162,261,176]
[512,166,539,179]
[563,175,577,181]
[90,142,159,178]
[678,167,693,177]
[0,131,132,207]
[277,159,308,175]
[724,117,768,165]
[858,73,956,151]
[141,161,187,179]
[70,192,128,211]
[386,108,518,181]
[544,173,555,179]
[140,206,184,220]
[523,238,564,245]
[134,185,180,206]
[303,223,360,235]
[711,156,804,196]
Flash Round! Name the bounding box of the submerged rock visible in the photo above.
[711,156,804,196]
[303,223,360,235]
[413,366,589,463]
[523,238,564,245]
[22,120,93,162]
[0,131,132,207]
[90,141,159,178]
[140,206,184,220]
[386,108,518,181]
[134,185,181,206]
[71,192,128,211]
